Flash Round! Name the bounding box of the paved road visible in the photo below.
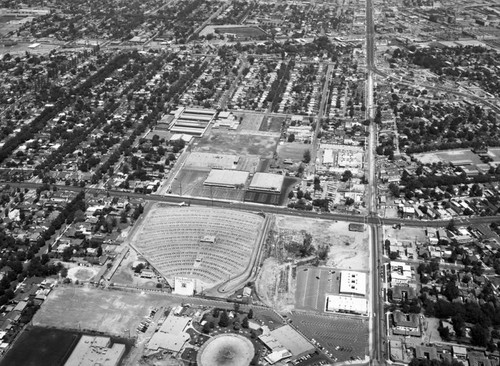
[3,181,500,228]
[364,0,385,363]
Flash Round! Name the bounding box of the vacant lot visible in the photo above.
[234,112,264,131]
[277,142,309,161]
[33,286,175,336]
[0,327,79,366]
[274,216,369,270]
[195,132,279,158]
[260,116,284,133]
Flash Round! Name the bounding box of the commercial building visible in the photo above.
[64,336,126,366]
[248,172,284,193]
[259,325,315,361]
[173,277,195,296]
[339,271,367,296]
[203,169,249,188]
[169,107,216,137]
[325,294,368,315]
[147,314,191,353]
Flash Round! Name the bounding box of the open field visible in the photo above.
[234,112,264,131]
[195,132,279,158]
[0,327,80,366]
[260,116,284,133]
[33,286,167,337]
[384,225,427,244]
[413,149,482,165]
[274,216,369,270]
[277,142,309,161]
[290,312,369,361]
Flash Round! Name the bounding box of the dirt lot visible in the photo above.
[234,112,264,131]
[195,132,279,158]
[384,225,427,244]
[260,116,284,133]
[274,216,369,270]
[256,216,369,312]
[277,142,309,161]
[33,286,177,337]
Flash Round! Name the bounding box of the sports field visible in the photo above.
[0,327,79,366]
[195,132,279,158]
[290,312,369,361]
[413,148,482,165]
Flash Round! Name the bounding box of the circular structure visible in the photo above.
[67,266,98,282]
[197,334,255,366]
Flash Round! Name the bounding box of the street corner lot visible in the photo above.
[384,225,427,244]
[277,142,310,161]
[195,132,279,159]
[274,216,369,271]
[290,312,368,362]
[294,266,341,313]
[33,286,178,337]
[233,112,264,131]
[259,116,284,133]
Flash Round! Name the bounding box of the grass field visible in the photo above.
[234,112,264,131]
[260,116,284,133]
[277,142,309,161]
[0,327,80,366]
[195,132,279,158]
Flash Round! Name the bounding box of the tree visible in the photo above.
[442,280,460,301]
[219,310,229,327]
[242,317,249,328]
[202,322,211,334]
[341,170,353,182]
[345,197,355,206]
[470,324,489,347]
[248,309,253,319]
[303,149,311,163]
[287,133,295,142]
[288,191,294,199]
[438,320,451,341]
[388,183,400,197]
[62,247,72,261]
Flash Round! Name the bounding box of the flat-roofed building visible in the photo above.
[340,271,367,296]
[64,336,125,366]
[268,325,315,360]
[204,169,249,188]
[169,107,216,137]
[173,277,195,296]
[248,173,284,193]
[325,294,368,315]
[147,314,190,353]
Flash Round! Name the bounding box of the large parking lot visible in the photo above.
[290,312,369,361]
[295,266,341,312]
